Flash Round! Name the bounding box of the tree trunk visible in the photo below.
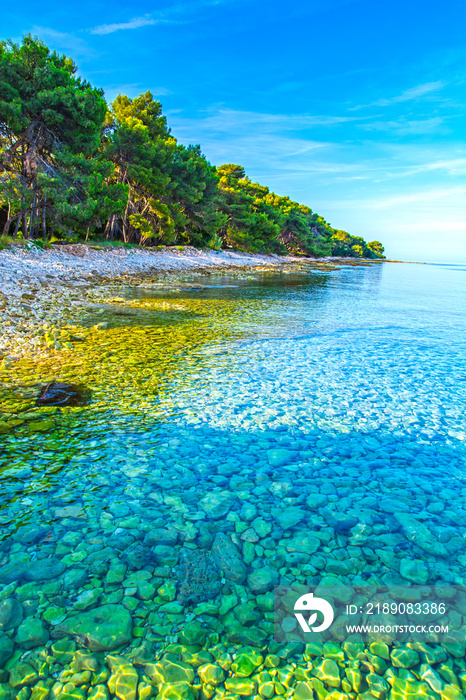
[13,214,22,237]
[3,213,20,237]
[42,201,47,241]
[122,186,131,244]
[30,199,37,239]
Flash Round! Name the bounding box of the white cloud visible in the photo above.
[350,81,446,110]
[90,15,157,35]
[361,117,446,135]
[88,0,236,36]
[364,186,466,209]
[169,107,368,138]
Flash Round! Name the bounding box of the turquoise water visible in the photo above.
[1,261,466,698]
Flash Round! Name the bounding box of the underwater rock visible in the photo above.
[24,557,66,582]
[399,558,429,584]
[143,527,178,547]
[15,618,49,649]
[266,448,297,467]
[53,604,132,651]
[36,381,91,407]
[247,567,279,594]
[394,513,448,557]
[107,655,139,700]
[275,507,305,530]
[211,533,247,583]
[200,492,233,519]
[174,548,222,604]
[8,661,38,688]
[0,632,14,666]
[198,663,225,686]
[121,543,154,570]
[0,598,23,631]
[15,524,49,545]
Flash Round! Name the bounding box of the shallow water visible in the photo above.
[1,261,466,699]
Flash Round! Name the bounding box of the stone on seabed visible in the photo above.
[54,604,132,651]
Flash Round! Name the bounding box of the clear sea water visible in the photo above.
[1,261,465,696]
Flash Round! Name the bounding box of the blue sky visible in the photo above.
[4,0,465,261]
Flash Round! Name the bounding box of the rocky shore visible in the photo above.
[0,244,315,299]
[0,244,332,363]
[0,243,327,363]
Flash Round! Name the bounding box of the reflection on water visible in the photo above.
[0,262,465,699]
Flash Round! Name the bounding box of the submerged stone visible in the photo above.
[54,604,132,651]
[0,633,14,666]
[399,558,429,584]
[107,656,139,700]
[211,532,247,583]
[199,492,232,519]
[390,647,420,669]
[0,598,23,631]
[27,418,55,432]
[178,621,206,647]
[24,558,66,582]
[266,449,296,466]
[15,618,49,649]
[198,663,225,686]
[174,549,222,604]
[155,682,194,700]
[8,662,38,688]
[247,567,279,593]
[36,381,91,407]
[224,677,257,696]
[122,543,154,570]
[276,507,305,530]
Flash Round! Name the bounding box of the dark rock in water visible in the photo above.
[143,527,179,547]
[325,514,358,532]
[53,604,132,651]
[174,548,222,604]
[106,533,135,552]
[15,525,49,545]
[0,556,66,584]
[0,561,27,584]
[0,598,23,631]
[122,543,154,570]
[211,533,247,583]
[24,558,66,582]
[0,632,14,667]
[36,381,91,407]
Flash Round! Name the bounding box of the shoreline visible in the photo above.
[0,242,390,298]
[0,243,382,362]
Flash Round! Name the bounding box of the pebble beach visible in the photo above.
[0,244,326,361]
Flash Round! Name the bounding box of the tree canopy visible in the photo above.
[0,35,385,259]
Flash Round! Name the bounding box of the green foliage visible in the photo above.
[0,36,384,258]
[367,240,385,258]
[331,230,385,259]
[0,34,120,239]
